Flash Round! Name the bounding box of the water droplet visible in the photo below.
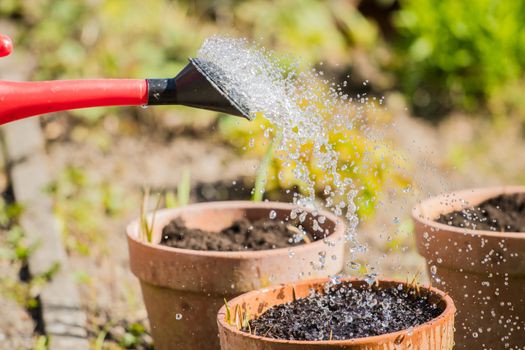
[176,313,182,320]
[348,261,360,270]
[269,210,277,219]
[364,273,377,286]
[329,275,342,285]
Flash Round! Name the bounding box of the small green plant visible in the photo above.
[224,298,232,325]
[177,168,191,207]
[0,223,61,310]
[164,190,177,209]
[92,318,153,350]
[405,271,423,297]
[140,188,161,243]
[224,299,251,332]
[94,324,110,350]
[0,225,38,262]
[252,135,279,202]
[119,322,148,348]
[0,199,23,228]
[33,335,49,350]
[47,166,127,255]
[165,167,191,208]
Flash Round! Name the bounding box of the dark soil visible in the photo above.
[160,217,310,251]
[192,178,297,203]
[244,282,442,341]
[436,193,525,232]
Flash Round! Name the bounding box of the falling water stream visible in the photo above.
[196,36,524,346]
[197,36,364,271]
[194,35,428,336]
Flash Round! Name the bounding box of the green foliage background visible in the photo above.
[394,0,525,120]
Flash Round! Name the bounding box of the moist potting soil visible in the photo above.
[437,193,525,232]
[244,282,442,341]
[160,217,310,251]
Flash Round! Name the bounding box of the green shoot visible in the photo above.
[165,191,177,209]
[224,298,232,325]
[177,167,191,207]
[94,325,111,350]
[221,300,253,335]
[246,316,252,334]
[252,133,280,202]
[408,271,421,289]
[403,271,423,297]
[234,304,241,329]
[242,310,250,329]
[140,188,161,243]
[165,168,191,208]
[33,336,49,350]
[224,299,251,330]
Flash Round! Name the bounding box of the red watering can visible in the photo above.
[0,34,251,125]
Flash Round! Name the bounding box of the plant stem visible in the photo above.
[177,167,191,207]
[141,188,161,243]
[252,133,280,202]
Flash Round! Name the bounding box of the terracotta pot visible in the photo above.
[126,201,345,350]
[413,186,525,350]
[217,277,455,349]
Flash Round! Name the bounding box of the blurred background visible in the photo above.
[1,0,525,348]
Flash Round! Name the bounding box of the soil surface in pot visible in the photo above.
[436,193,525,232]
[243,282,442,341]
[160,217,311,251]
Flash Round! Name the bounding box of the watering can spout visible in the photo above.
[147,60,251,120]
[0,33,252,125]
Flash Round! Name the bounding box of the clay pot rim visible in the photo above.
[412,186,525,239]
[126,200,345,259]
[217,277,455,346]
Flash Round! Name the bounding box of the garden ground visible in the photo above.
[5,93,525,348]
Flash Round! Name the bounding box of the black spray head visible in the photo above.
[146,59,252,120]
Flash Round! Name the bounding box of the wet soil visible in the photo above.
[245,282,442,341]
[437,193,525,232]
[160,217,310,251]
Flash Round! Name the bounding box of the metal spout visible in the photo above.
[147,59,252,120]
